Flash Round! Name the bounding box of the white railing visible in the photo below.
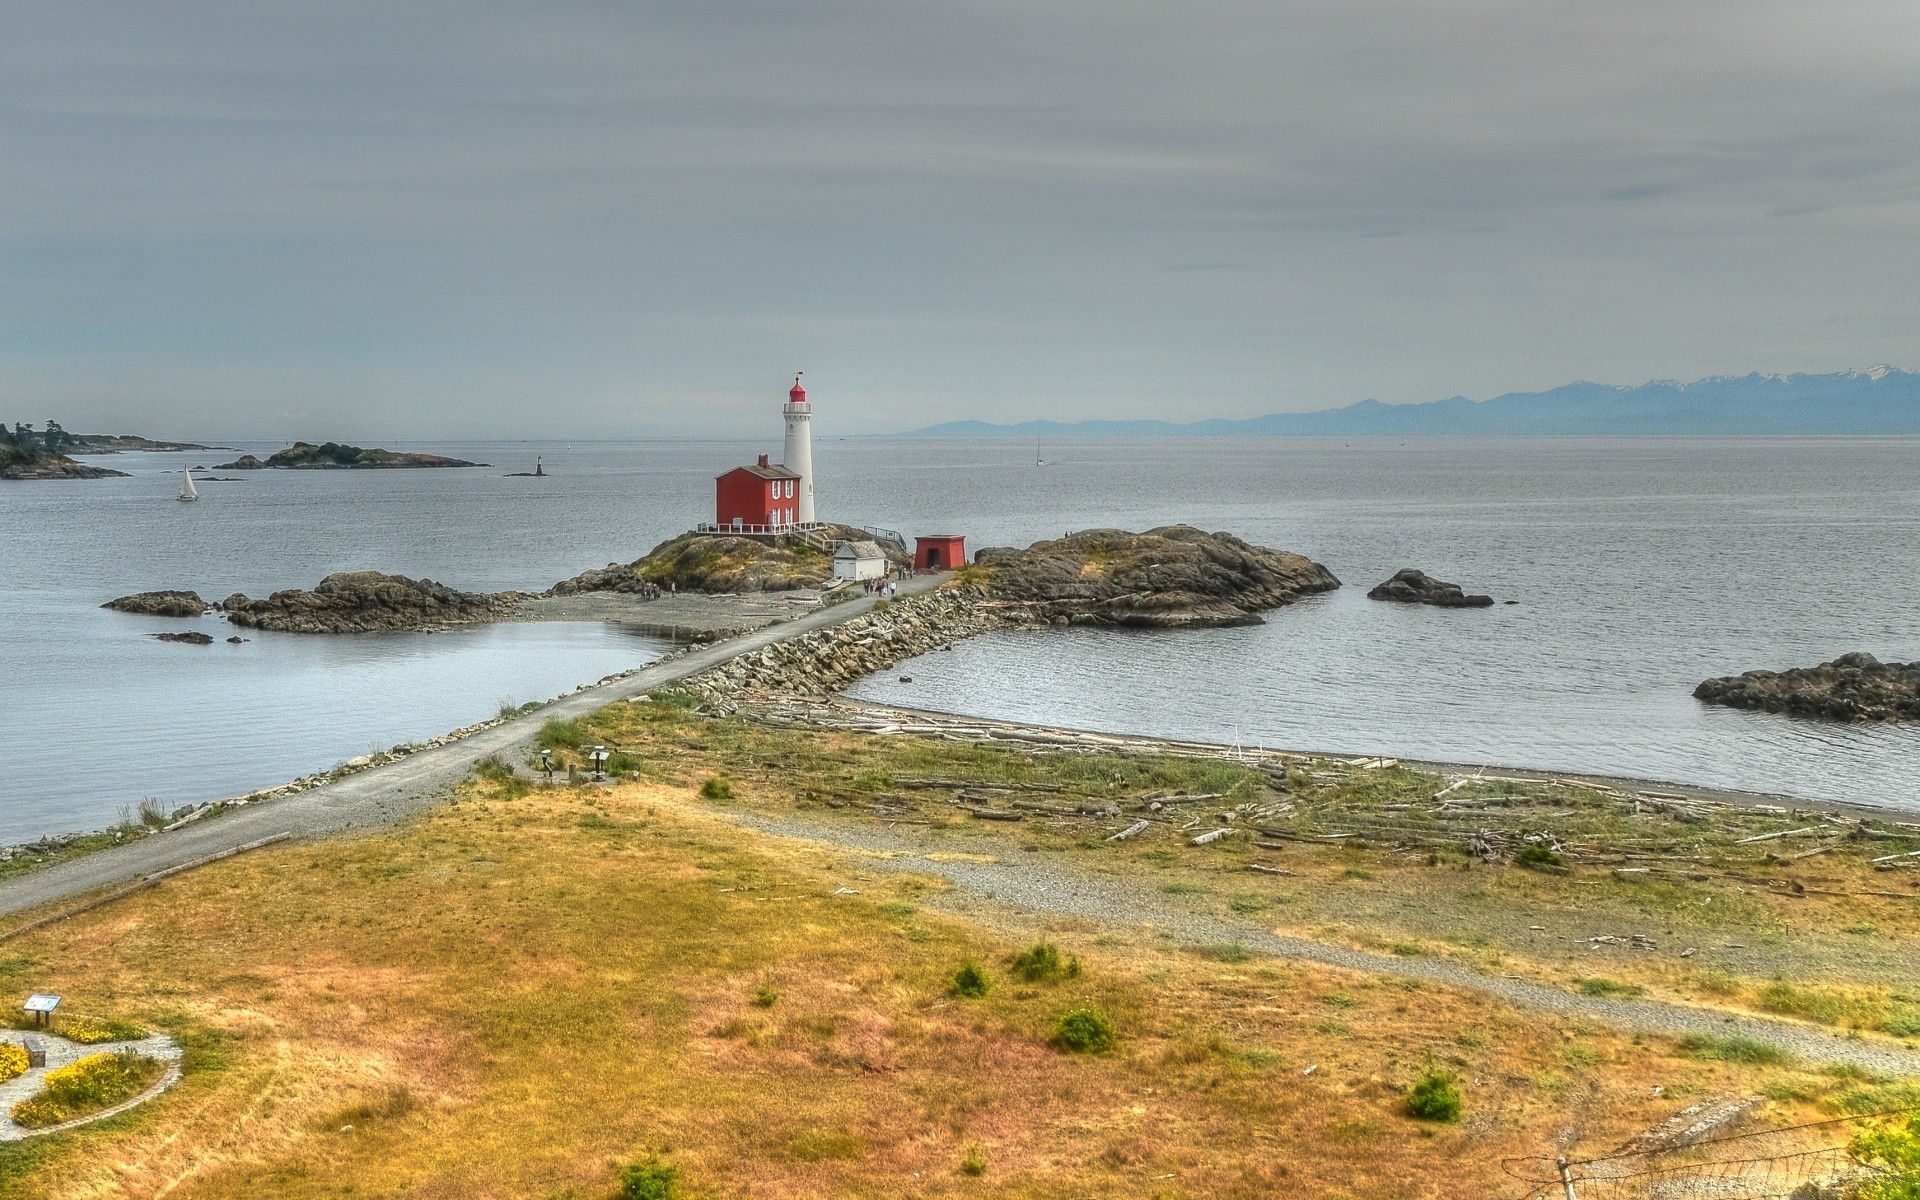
[694,521,827,537]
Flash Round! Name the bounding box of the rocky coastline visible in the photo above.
[1367,568,1493,608]
[1694,652,1920,723]
[685,527,1341,709]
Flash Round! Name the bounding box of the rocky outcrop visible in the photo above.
[0,449,128,480]
[683,586,1020,712]
[104,590,209,618]
[152,630,215,645]
[971,525,1339,627]
[1367,568,1493,608]
[223,571,521,633]
[553,524,907,595]
[1694,652,1920,723]
[215,442,479,469]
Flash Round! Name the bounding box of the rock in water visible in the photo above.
[104,590,208,617]
[972,525,1339,627]
[1693,652,1920,723]
[152,630,215,645]
[223,571,521,634]
[1366,568,1494,608]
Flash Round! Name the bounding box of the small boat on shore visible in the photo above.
[177,469,198,502]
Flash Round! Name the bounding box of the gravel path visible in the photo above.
[737,811,1920,1076]
[0,576,948,923]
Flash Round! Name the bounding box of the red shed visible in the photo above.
[716,455,803,530]
[914,535,966,571]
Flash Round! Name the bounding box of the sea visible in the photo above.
[4,436,1918,843]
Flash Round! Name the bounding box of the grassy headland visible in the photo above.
[3,697,1915,1198]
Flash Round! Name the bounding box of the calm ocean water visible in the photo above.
[5,436,1919,841]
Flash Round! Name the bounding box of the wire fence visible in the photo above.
[1502,1107,1917,1199]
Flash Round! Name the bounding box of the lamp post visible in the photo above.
[538,749,554,784]
[589,746,609,781]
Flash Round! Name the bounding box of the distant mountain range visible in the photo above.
[904,368,1920,437]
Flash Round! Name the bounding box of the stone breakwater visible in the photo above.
[682,587,1028,714]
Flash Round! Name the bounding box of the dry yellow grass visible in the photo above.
[0,764,1854,1199]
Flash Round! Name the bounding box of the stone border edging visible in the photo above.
[12,1062,183,1140]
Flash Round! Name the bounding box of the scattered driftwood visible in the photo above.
[894,777,1066,792]
[1190,828,1234,846]
[1735,826,1819,845]
[1248,863,1296,876]
[965,808,1024,822]
[1108,819,1150,842]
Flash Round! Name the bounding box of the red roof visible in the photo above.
[719,463,800,482]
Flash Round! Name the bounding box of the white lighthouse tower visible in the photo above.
[783,372,815,524]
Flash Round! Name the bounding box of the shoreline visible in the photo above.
[15,578,1915,897]
[748,693,1913,824]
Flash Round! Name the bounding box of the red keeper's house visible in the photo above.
[715,455,803,531]
[914,535,966,571]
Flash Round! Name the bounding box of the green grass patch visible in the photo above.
[1010,941,1080,983]
[1677,1033,1791,1065]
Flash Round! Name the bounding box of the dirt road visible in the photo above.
[738,810,1920,1076]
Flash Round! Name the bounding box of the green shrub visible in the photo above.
[960,1146,988,1176]
[753,984,779,1008]
[1850,1111,1920,1200]
[1676,1033,1790,1065]
[950,962,991,999]
[1405,1067,1464,1122]
[616,1157,680,1200]
[1052,1008,1118,1053]
[537,718,588,751]
[1010,941,1080,983]
[1514,844,1563,867]
[605,752,641,775]
[700,777,735,801]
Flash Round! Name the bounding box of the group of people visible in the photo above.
[860,574,898,597]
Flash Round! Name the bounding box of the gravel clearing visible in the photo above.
[737,810,1920,1076]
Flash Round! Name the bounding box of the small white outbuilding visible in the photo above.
[833,540,887,581]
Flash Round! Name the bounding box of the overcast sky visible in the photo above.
[3,1,1917,438]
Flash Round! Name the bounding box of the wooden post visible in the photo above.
[1557,1157,1578,1200]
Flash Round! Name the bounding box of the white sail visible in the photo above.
[178,469,198,501]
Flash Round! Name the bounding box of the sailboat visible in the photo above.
[177,469,198,502]
[1035,437,1046,467]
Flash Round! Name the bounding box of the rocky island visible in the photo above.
[2,425,128,480]
[1367,567,1493,607]
[972,525,1339,626]
[1694,652,1920,722]
[222,572,521,634]
[215,442,481,470]
[549,524,907,596]
[103,590,211,617]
